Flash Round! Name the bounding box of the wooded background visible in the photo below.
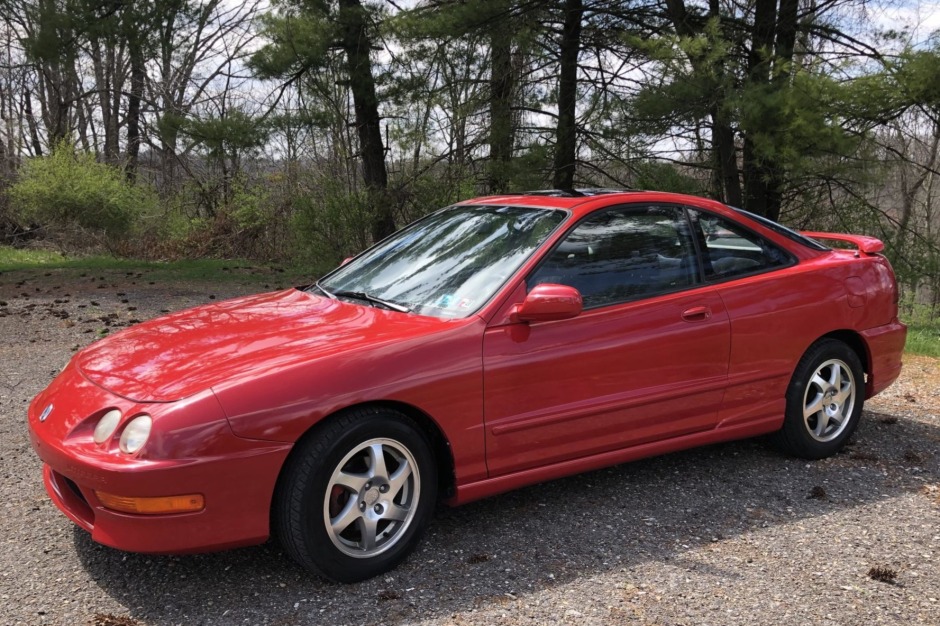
[0,0,938,310]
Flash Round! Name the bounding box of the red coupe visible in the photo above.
[28,190,906,582]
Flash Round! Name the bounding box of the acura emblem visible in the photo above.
[39,404,53,422]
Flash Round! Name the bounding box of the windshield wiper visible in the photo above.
[336,291,411,313]
[316,282,411,313]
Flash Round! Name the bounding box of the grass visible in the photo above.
[901,304,940,359]
[0,246,73,269]
[0,246,313,284]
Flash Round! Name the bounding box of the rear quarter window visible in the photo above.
[690,209,794,281]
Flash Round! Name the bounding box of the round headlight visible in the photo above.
[93,409,122,444]
[119,415,152,454]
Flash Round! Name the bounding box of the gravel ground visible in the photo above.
[1,267,938,626]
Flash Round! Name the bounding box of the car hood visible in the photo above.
[76,289,454,402]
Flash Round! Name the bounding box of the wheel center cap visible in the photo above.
[364,487,380,506]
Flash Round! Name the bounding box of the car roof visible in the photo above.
[458,189,829,262]
[458,189,732,219]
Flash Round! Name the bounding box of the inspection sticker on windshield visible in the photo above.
[436,294,456,309]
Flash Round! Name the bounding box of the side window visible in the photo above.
[690,209,791,280]
[529,205,699,309]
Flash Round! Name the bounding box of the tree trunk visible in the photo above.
[741,137,769,217]
[666,0,742,206]
[741,0,780,220]
[23,90,43,156]
[774,0,799,68]
[711,104,741,206]
[40,65,71,145]
[338,0,392,242]
[487,18,514,194]
[552,0,583,190]
[90,38,119,162]
[157,4,181,198]
[126,42,145,182]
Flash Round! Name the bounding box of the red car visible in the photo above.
[28,190,906,582]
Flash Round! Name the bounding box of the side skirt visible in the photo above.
[447,416,783,506]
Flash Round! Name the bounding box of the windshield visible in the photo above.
[316,204,567,318]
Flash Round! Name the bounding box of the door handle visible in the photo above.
[682,306,711,322]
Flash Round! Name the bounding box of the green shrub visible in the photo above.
[291,180,374,272]
[631,160,703,194]
[395,170,472,225]
[230,183,269,231]
[10,143,155,237]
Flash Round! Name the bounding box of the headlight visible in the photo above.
[93,409,122,444]
[119,415,152,454]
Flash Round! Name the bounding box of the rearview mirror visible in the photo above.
[511,284,583,323]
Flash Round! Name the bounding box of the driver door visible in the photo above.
[482,204,731,477]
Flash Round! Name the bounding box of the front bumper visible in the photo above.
[28,364,292,554]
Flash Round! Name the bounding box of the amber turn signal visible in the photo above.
[95,491,205,515]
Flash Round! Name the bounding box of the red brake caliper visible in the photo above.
[329,485,346,518]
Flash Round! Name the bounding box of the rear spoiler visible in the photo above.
[800,231,885,255]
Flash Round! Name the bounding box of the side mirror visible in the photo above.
[510,284,583,323]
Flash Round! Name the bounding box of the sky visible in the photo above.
[865,0,940,48]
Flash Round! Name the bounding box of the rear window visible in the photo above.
[690,209,793,281]
[731,207,829,251]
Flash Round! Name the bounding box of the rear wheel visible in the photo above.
[274,407,437,582]
[773,339,865,459]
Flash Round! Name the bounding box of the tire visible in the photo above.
[273,407,437,582]
[772,339,865,459]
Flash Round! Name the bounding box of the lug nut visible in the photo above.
[364,481,371,490]
[359,502,366,511]
[379,485,389,493]
[374,504,383,514]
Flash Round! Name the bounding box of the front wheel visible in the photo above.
[772,339,865,459]
[273,407,437,582]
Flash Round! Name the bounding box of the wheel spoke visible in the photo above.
[384,503,409,522]
[813,411,830,437]
[332,470,368,493]
[810,372,828,392]
[367,443,389,480]
[357,515,379,551]
[834,383,853,405]
[828,365,842,388]
[804,393,825,419]
[388,458,413,495]
[330,498,361,535]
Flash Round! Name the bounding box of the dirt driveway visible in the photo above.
[1,267,938,626]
